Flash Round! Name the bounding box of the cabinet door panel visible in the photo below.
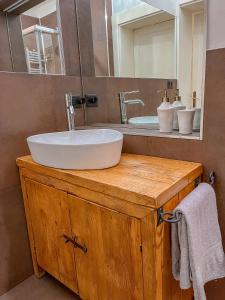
[68,194,143,300]
[25,179,78,293]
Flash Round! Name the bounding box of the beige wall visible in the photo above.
[207,0,225,50]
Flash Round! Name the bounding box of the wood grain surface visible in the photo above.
[17,154,202,209]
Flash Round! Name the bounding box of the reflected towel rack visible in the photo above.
[157,171,216,225]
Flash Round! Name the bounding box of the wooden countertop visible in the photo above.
[17,154,203,209]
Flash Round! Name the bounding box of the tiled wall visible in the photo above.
[0,72,83,295]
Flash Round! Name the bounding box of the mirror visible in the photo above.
[21,0,64,75]
[0,0,81,76]
[93,0,176,79]
[77,0,207,139]
[0,0,207,139]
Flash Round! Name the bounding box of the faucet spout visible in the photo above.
[119,91,145,124]
[65,93,76,131]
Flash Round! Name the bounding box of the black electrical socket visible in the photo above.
[167,80,173,89]
[71,95,85,109]
[85,94,98,107]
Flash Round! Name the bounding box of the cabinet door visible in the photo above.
[68,194,144,300]
[25,179,78,293]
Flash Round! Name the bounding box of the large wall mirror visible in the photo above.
[77,0,207,139]
[0,0,207,139]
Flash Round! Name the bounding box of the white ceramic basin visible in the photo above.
[128,116,159,125]
[27,129,123,170]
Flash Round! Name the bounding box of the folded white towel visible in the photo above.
[172,183,225,300]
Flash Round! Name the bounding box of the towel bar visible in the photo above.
[157,172,216,225]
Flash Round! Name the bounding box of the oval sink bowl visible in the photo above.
[128,116,159,125]
[27,129,123,170]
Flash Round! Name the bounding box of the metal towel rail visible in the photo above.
[157,171,216,225]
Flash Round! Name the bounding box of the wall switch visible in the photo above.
[85,94,98,107]
[167,80,173,89]
[71,95,85,108]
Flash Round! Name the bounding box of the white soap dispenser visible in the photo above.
[172,89,186,130]
[157,90,174,133]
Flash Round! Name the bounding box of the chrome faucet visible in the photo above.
[65,93,75,130]
[119,91,145,124]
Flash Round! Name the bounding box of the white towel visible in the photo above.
[172,183,225,300]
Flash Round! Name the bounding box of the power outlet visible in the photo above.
[85,94,98,107]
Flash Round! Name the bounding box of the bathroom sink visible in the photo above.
[27,129,123,170]
[128,116,159,125]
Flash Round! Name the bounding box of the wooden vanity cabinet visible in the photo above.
[17,154,203,300]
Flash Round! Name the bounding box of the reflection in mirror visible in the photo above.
[0,0,80,76]
[111,0,176,79]
[88,0,176,79]
[87,0,206,83]
[178,0,206,109]
[21,0,64,75]
[78,0,206,139]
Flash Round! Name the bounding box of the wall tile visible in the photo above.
[0,72,83,191]
[0,186,33,295]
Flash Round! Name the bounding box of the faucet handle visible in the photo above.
[65,93,84,109]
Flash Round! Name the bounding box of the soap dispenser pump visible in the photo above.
[172,89,186,130]
[157,90,174,133]
[160,89,170,106]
